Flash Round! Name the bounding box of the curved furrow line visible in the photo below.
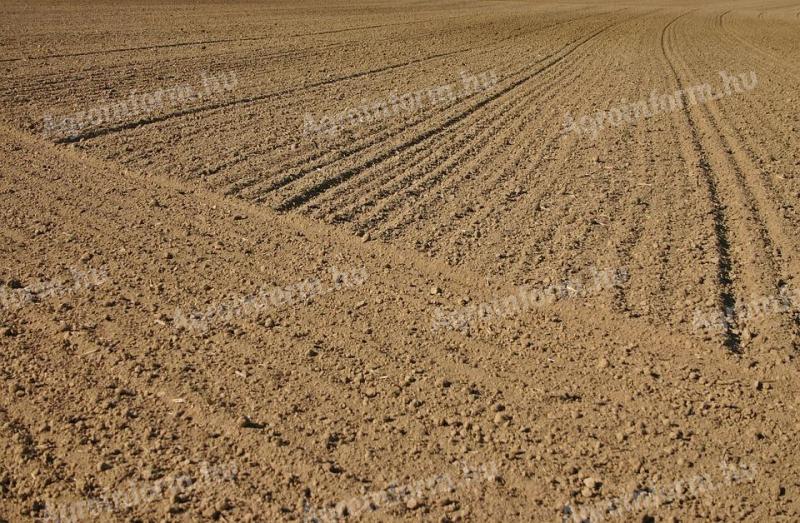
[420,117,578,270]
[308,36,604,227]
[484,26,661,281]
[684,11,800,271]
[174,12,621,193]
[191,15,578,193]
[233,63,522,201]
[272,16,634,213]
[599,14,723,327]
[676,15,800,339]
[215,9,622,197]
[667,10,799,350]
[660,11,743,351]
[230,10,624,201]
[636,109,724,329]
[424,13,654,248]
[340,80,576,231]
[240,23,606,207]
[670,9,792,330]
[223,44,542,198]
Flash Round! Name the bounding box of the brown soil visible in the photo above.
[1,1,799,521]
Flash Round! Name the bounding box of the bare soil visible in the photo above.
[1,1,799,521]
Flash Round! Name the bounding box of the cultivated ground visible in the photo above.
[1,1,799,521]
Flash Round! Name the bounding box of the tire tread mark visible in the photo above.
[661,11,741,352]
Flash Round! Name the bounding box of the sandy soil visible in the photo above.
[1,1,799,521]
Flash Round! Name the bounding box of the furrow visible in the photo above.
[273,17,632,213]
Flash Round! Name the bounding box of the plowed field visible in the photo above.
[1,1,799,521]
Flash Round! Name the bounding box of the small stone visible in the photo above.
[494,413,511,424]
[215,499,233,512]
[583,477,601,490]
[597,357,609,369]
[754,380,763,391]
[430,286,442,296]
[406,497,420,510]
[361,232,371,242]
